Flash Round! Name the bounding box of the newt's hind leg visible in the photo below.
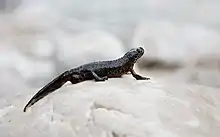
[91,71,108,81]
[70,74,84,84]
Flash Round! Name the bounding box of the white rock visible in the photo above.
[1,76,220,137]
[179,66,220,88]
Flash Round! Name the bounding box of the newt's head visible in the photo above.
[124,47,145,62]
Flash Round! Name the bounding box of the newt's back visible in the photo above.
[73,56,132,77]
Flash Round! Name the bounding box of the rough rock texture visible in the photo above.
[1,76,219,137]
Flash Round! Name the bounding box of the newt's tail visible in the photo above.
[23,71,71,112]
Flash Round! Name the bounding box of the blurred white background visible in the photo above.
[0,0,220,137]
[1,0,220,88]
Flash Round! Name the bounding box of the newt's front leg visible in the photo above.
[130,68,150,80]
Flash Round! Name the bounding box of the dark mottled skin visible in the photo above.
[23,47,150,112]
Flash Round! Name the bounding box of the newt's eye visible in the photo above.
[136,49,141,53]
[136,47,144,54]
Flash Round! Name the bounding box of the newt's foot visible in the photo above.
[134,75,150,80]
[95,76,108,81]
[140,77,150,80]
[102,76,108,80]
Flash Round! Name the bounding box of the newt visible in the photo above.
[23,47,150,112]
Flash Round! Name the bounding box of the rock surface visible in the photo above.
[1,75,219,137]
